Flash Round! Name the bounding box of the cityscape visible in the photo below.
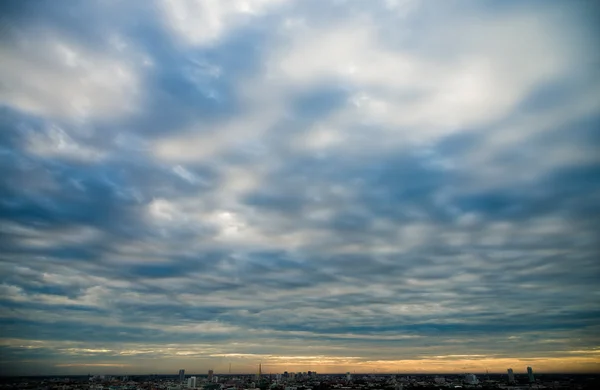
[2,365,599,390]
[1,0,599,388]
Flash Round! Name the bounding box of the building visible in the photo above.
[464,374,478,385]
[208,370,214,382]
[187,376,197,388]
[179,369,185,383]
[507,368,515,383]
[527,366,534,383]
[256,364,262,381]
[346,372,352,381]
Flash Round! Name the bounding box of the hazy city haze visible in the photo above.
[1,0,599,376]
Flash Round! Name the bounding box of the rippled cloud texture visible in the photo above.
[1,0,599,376]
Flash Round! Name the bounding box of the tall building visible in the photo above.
[179,369,185,383]
[256,363,262,380]
[346,372,352,381]
[187,376,197,388]
[507,368,515,383]
[208,369,214,382]
[464,374,478,385]
[527,366,534,383]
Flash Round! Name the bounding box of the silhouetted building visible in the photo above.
[507,368,515,383]
[179,369,185,383]
[527,366,535,383]
[208,369,214,382]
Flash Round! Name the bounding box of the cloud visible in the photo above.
[160,0,286,46]
[0,28,141,121]
[1,0,599,376]
[25,124,106,162]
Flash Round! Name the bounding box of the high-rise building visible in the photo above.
[464,374,478,385]
[187,376,197,388]
[256,364,262,380]
[179,369,185,383]
[208,370,214,382]
[346,372,352,381]
[527,366,534,383]
[507,368,515,383]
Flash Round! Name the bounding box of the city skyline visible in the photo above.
[1,0,600,377]
[90,365,542,376]
[0,364,559,377]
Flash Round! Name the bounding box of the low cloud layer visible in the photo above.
[1,0,599,376]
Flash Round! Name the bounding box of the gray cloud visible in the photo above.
[1,0,599,376]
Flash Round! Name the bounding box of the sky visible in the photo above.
[1,0,599,377]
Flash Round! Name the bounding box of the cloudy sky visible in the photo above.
[1,0,600,376]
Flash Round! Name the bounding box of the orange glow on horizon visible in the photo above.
[235,356,600,374]
[50,355,599,375]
